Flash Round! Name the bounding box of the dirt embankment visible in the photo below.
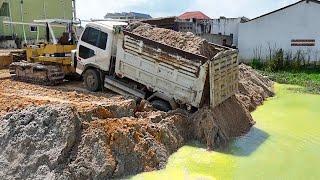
[0,63,273,180]
[0,104,191,179]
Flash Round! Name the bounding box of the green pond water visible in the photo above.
[132,84,320,180]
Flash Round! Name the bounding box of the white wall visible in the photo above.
[211,17,242,46]
[238,1,320,62]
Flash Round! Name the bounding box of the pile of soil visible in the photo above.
[192,96,254,150]
[127,22,221,59]
[0,64,274,179]
[0,105,190,179]
[0,105,81,179]
[237,64,275,111]
[192,64,274,149]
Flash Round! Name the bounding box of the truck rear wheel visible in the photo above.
[84,69,101,92]
[151,99,172,112]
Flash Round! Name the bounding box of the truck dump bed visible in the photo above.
[114,30,238,108]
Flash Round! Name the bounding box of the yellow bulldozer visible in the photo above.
[7,19,80,85]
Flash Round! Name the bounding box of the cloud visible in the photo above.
[76,0,300,20]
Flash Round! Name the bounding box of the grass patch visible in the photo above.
[259,69,320,94]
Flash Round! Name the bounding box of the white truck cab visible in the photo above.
[74,21,127,75]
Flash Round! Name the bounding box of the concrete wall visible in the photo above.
[0,0,73,43]
[238,1,320,62]
[199,33,233,47]
[211,17,242,46]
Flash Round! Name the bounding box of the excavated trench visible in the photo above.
[0,64,274,179]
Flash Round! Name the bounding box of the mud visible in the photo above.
[0,64,274,179]
[128,22,221,59]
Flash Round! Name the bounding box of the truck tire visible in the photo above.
[84,69,101,92]
[151,100,172,112]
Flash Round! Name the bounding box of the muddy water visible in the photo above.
[133,84,320,180]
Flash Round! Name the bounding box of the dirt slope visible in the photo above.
[237,64,275,111]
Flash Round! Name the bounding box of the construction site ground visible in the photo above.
[0,73,134,118]
[0,64,274,179]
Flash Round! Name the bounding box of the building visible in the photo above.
[238,0,320,62]
[0,0,74,48]
[142,16,178,30]
[211,16,248,47]
[177,11,211,35]
[104,12,152,20]
[178,11,210,20]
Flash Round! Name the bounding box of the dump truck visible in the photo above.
[72,21,238,111]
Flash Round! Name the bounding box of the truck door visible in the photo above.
[76,26,110,74]
[94,30,111,71]
[76,26,99,74]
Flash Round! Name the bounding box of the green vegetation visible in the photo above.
[251,48,320,72]
[250,48,320,94]
[133,84,320,180]
[259,70,320,94]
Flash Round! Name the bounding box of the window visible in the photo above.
[30,26,38,32]
[98,31,108,50]
[0,3,10,17]
[79,45,95,59]
[81,27,108,50]
[81,27,100,47]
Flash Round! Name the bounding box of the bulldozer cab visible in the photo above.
[33,19,80,45]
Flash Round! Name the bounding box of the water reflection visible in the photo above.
[223,127,270,157]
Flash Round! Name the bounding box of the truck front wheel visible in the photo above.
[84,69,101,92]
[151,99,172,112]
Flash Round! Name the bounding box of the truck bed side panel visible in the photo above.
[115,35,208,108]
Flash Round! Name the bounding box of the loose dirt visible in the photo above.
[0,27,275,178]
[0,105,80,179]
[0,63,273,179]
[0,69,10,80]
[128,22,222,59]
[237,64,275,111]
[0,79,136,119]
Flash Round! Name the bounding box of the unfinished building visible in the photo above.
[0,0,75,48]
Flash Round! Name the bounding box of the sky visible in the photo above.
[76,0,298,20]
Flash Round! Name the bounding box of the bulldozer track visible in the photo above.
[9,62,65,86]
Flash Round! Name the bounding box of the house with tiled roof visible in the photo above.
[176,11,212,35]
[178,11,211,20]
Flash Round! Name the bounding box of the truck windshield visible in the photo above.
[81,26,108,50]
